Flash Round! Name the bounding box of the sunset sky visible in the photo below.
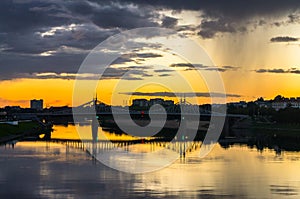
[1,0,300,107]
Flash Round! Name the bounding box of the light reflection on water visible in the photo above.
[51,124,142,141]
[0,125,300,198]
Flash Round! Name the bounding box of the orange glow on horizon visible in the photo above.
[1,73,300,108]
[0,78,74,108]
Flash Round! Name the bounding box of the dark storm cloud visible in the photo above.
[141,73,153,77]
[0,53,84,80]
[204,66,240,72]
[123,0,300,38]
[290,69,300,74]
[120,91,241,98]
[161,16,178,28]
[205,67,227,72]
[256,68,285,73]
[170,63,239,72]
[111,57,134,65]
[271,14,300,27]
[0,1,70,33]
[110,52,163,66]
[198,19,237,39]
[1,0,300,80]
[135,53,162,59]
[158,73,172,77]
[288,14,300,23]
[101,65,153,80]
[90,6,158,29]
[222,65,239,70]
[255,68,300,74]
[121,0,300,19]
[0,0,161,80]
[270,36,299,42]
[30,66,151,81]
[154,69,174,73]
[170,63,209,69]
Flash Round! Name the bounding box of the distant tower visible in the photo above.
[92,93,98,142]
[180,94,186,105]
[93,93,98,107]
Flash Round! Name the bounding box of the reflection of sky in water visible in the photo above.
[1,140,300,198]
[1,125,300,198]
[51,124,142,141]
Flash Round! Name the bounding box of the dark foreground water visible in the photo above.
[1,125,300,198]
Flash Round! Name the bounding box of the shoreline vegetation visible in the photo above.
[0,121,52,144]
[2,117,300,141]
[227,117,300,152]
[233,117,300,135]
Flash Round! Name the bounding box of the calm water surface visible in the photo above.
[0,124,300,198]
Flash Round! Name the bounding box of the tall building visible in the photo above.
[30,99,43,111]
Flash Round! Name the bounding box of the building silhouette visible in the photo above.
[30,99,43,111]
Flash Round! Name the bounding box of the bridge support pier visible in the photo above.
[42,131,51,140]
[223,117,230,137]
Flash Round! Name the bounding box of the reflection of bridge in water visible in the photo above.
[45,138,203,158]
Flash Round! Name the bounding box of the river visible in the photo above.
[0,124,300,198]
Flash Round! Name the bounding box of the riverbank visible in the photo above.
[252,122,300,135]
[232,118,300,136]
[0,121,52,144]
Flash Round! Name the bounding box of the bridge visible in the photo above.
[7,94,248,119]
[15,97,247,119]
[11,97,248,138]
